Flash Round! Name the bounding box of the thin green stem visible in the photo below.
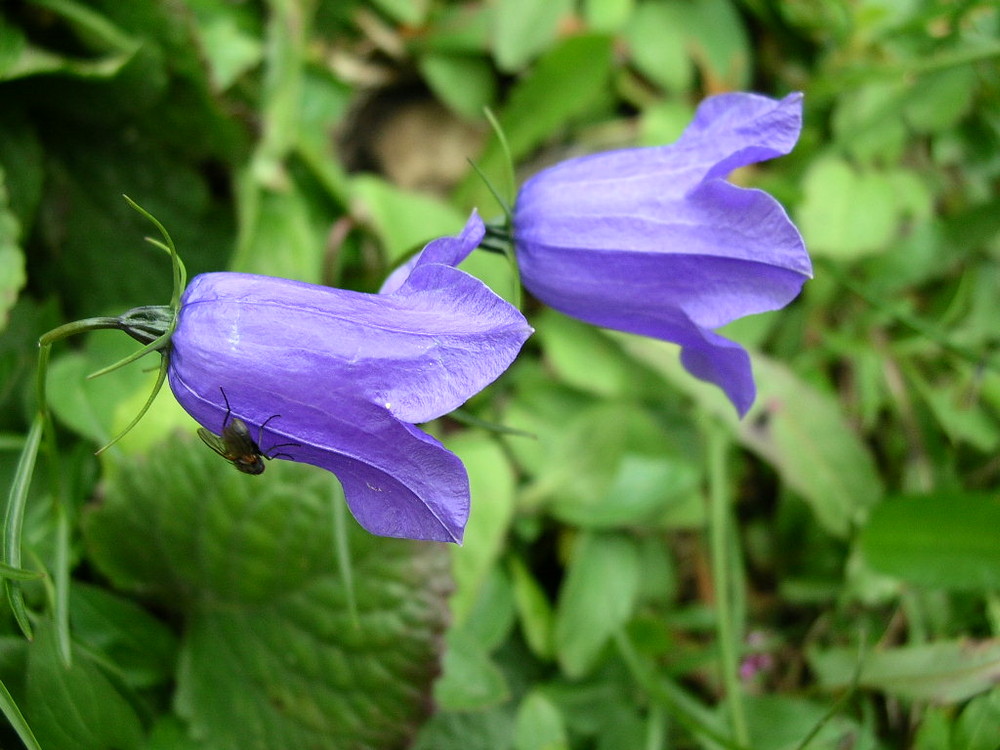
[615,631,748,750]
[482,107,515,226]
[823,260,999,372]
[3,414,43,639]
[706,419,749,746]
[330,484,360,631]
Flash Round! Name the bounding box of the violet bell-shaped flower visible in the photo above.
[513,92,812,416]
[167,212,532,543]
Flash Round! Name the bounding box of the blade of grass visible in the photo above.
[706,418,749,745]
[0,677,42,750]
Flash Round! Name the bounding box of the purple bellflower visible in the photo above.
[513,92,811,416]
[167,212,532,543]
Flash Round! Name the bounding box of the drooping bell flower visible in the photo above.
[513,92,811,415]
[167,212,532,543]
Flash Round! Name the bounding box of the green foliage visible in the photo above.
[2,0,1000,748]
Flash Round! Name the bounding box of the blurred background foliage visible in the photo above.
[1,0,999,748]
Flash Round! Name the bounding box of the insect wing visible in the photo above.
[198,421,267,475]
[198,427,231,459]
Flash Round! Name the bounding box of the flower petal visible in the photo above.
[170,269,530,427]
[379,210,485,295]
[168,377,468,542]
[513,92,809,415]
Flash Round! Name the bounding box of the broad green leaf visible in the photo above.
[0,166,26,332]
[25,621,144,750]
[459,33,614,208]
[859,493,1000,591]
[810,640,1000,704]
[82,439,451,749]
[493,0,574,72]
[618,337,883,536]
[515,691,569,750]
[954,690,1000,750]
[351,174,466,264]
[449,434,516,623]
[639,99,695,147]
[743,694,877,750]
[554,532,641,677]
[418,52,497,119]
[411,3,492,55]
[797,157,899,259]
[677,0,751,90]
[371,0,429,25]
[501,362,594,478]
[45,333,158,448]
[903,65,977,134]
[535,309,634,398]
[520,400,700,528]
[498,33,613,158]
[831,82,908,164]
[232,172,327,283]
[583,0,635,31]
[457,566,516,652]
[188,3,263,91]
[413,705,516,750]
[145,715,207,750]
[435,627,510,710]
[623,1,690,92]
[69,583,178,689]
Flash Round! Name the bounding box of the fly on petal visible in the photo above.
[167,212,532,543]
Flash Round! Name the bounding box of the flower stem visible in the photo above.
[705,418,749,746]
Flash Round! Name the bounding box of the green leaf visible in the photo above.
[351,174,467,265]
[0,4,139,82]
[418,52,497,119]
[554,532,641,677]
[583,0,635,32]
[743,694,877,750]
[413,706,516,750]
[618,338,883,536]
[859,493,1000,591]
[25,620,144,750]
[82,438,452,749]
[535,309,634,398]
[515,690,569,750]
[810,640,1000,704]
[903,65,978,135]
[231,173,327,283]
[187,1,264,91]
[45,329,163,448]
[678,0,751,90]
[521,400,700,529]
[509,555,555,659]
[0,166,26,332]
[460,33,614,208]
[435,628,510,710]
[449,434,516,623]
[371,0,429,25]
[954,690,1000,750]
[457,567,516,652]
[797,157,900,259]
[69,583,178,689]
[493,0,574,72]
[831,82,909,164]
[623,1,692,93]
